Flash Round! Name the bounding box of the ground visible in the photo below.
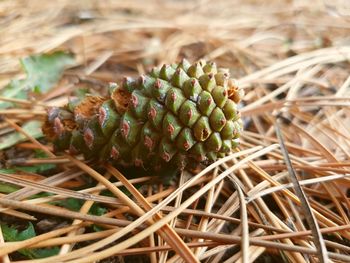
[0,1,350,262]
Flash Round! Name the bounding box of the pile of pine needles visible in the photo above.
[0,0,350,262]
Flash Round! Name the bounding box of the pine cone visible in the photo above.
[42,59,244,170]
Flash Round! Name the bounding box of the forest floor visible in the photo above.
[0,0,350,262]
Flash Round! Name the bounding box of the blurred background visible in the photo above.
[1,1,350,262]
[1,0,350,88]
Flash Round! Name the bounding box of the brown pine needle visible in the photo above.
[1,2,350,262]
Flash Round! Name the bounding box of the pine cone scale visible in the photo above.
[42,59,244,170]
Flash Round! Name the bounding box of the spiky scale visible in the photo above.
[232,138,240,148]
[83,117,106,151]
[221,140,232,153]
[42,60,244,172]
[211,85,228,108]
[199,73,216,92]
[160,64,176,81]
[122,77,137,93]
[99,100,120,137]
[203,62,217,74]
[179,100,200,127]
[150,67,160,78]
[187,62,205,78]
[205,132,222,152]
[176,128,195,151]
[223,100,238,121]
[165,88,186,114]
[214,72,229,86]
[197,90,215,116]
[120,112,143,146]
[162,112,182,141]
[193,116,211,141]
[220,121,235,140]
[183,78,202,101]
[131,142,150,167]
[147,99,165,129]
[177,58,191,72]
[138,75,155,96]
[189,143,206,161]
[171,68,190,88]
[140,122,159,152]
[152,78,172,102]
[129,90,150,120]
[209,107,226,132]
[107,129,132,161]
[69,130,90,158]
[159,138,177,162]
[233,120,243,139]
[51,116,65,137]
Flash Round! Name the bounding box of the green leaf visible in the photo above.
[89,204,108,232]
[33,150,56,172]
[17,150,56,174]
[0,51,74,109]
[0,51,74,150]
[1,223,59,259]
[0,120,42,150]
[2,222,35,242]
[51,198,83,211]
[0,168,16,174]
[22,51,74,93]
[32,247,59,258]
[0,150,56,178]
[28,192,53,199]
[89,203,107,216]
[17,222,36,240]
[0,182,19,193]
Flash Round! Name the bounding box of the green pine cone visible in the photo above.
[42,59,244,170]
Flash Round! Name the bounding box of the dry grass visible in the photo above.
[1,0,350,262]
